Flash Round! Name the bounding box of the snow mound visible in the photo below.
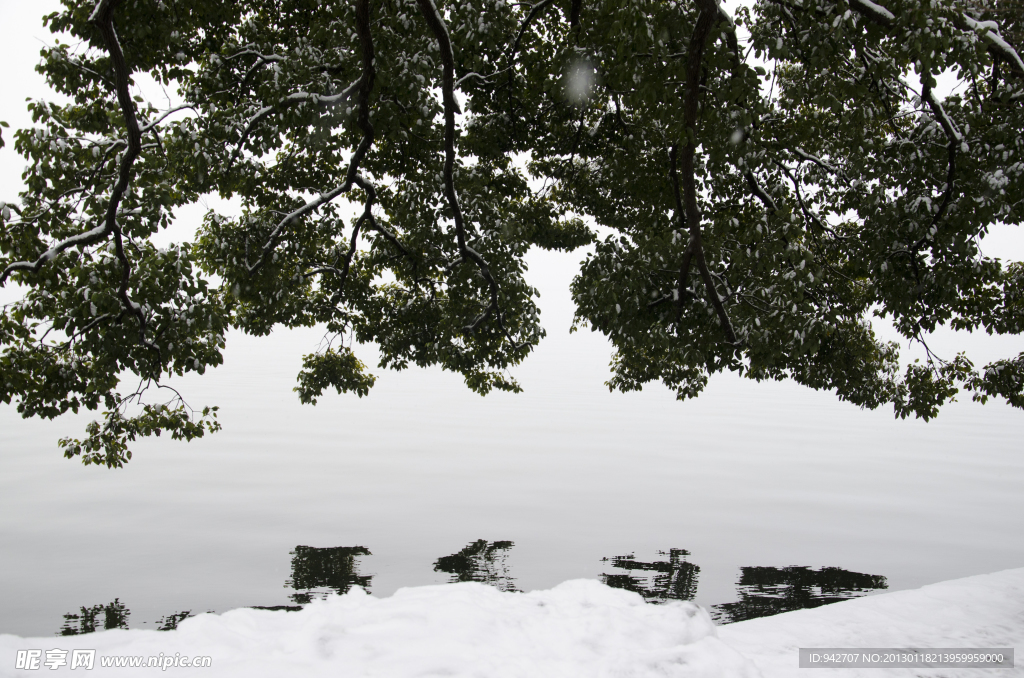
[718,567,1024,678]
[1,579,759,678]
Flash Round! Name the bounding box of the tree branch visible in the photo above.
[669,145,695,326]
[843,0,1024,78]
[417,0,520,342]
[915,79,960,247]
[245,0,378,277]
[679,0,739,346]
[509,0,558,65]
[744,171,778,213]
[89,0,164,365]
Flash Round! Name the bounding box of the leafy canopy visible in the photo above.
[1,0,1022,466]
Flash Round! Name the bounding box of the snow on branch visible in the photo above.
[1,224,110,284]
[843,0,1024,77]
[961,14,1024,76]
[245,0,378,278]
[922,85,963,144]
[227,79,362,172]
[745,172,779,213]
[792,148,849,181]
[848,0,895,25]
[139,105,195,134]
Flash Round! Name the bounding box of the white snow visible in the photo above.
[0,580,757,678]
[3,569,1023,678]
[849,0,895,23]
[963,15,1024,75]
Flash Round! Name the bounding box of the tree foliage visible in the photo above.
[1,0,1022,465]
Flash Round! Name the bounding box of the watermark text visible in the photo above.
[15,649,212,671]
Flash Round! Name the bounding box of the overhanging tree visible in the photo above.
[1,0,1021,467]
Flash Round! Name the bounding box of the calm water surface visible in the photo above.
[2,252,1023,637]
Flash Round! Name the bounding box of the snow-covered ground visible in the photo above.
[2,569,1021,677]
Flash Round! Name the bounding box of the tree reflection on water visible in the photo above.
[284,545,373,604]
[600,549,700,603]
[58,599,130,636]
[709,565,888,623]
[598,550,887,623]
[433,540,518,592]
[53,544,889,634]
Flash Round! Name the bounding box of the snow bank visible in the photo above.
[4,569,1022,678]
[718,567,1024,678]
[1,579,758,678]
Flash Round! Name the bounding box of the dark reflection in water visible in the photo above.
[53,545,374,633]
[58,602,195,635]
[710,565,888,624]
[433,540,518,592]
[600,549,700,603]
[51,545,890,635]
[284,545,373,604]
[59,599,130,636]
[155,610,194,631]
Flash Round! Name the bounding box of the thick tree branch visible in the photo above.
[744,171,778,213]
[958,14,1024,77]
[91,0,161,363]
[669,145,696,325]
[679,0,739,346]
[570,0,583,28]
[417,0,520,342]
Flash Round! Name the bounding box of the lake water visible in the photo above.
[2,249,1023,637]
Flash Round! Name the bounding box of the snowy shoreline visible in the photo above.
[2,568,1021,677]
[719,567,1023,678]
